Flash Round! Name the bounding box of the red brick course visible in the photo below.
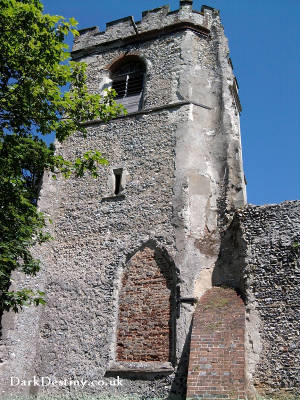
[116,246,173,362]
[186,287,245,399]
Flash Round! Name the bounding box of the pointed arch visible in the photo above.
[116,243,177,363]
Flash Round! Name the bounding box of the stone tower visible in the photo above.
[0,1,250,399]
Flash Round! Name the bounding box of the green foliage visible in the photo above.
[203,320,222,331]
[202,296,229,311]
[0,0,125,313]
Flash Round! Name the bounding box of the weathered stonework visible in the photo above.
[241,201,299,397]
[213,201,300,398]
[0,1,298,399]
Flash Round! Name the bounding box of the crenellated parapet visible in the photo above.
[72,3,218,57]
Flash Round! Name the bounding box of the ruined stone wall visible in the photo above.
[212,200,300,397]
[241,201,300,397]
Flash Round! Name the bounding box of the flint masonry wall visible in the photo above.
[29,110,182,399]
[241,201,300,397]
[0,3,247,399]
[212,200,300,397]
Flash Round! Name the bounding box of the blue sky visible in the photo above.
[43,0,300,206]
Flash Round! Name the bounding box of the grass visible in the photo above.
[202,297,230,311]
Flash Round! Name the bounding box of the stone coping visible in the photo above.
[81,99,212,127]
[72,21,210,58]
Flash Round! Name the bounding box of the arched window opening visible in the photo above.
[116,245,176,363]
[110,57,145,113]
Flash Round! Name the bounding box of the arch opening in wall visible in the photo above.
[116,243,177,365]
[110,56,146,113]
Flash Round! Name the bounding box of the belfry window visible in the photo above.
[112,63,144,98]
[110,58,145,113]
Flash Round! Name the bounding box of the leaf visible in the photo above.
[0,0,126,314]
[69,17,78,27]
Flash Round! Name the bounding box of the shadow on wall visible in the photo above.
[169,215,248,399]
[212,215,247,298]
[168,320,193,400]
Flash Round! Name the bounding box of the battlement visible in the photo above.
[72,2,219,57]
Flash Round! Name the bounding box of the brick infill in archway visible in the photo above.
[186,287,245,400]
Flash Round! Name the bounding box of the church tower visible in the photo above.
[0,1,248,399]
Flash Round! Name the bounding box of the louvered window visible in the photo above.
[111,61,145,112]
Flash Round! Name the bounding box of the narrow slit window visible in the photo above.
[113,169,123,195]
